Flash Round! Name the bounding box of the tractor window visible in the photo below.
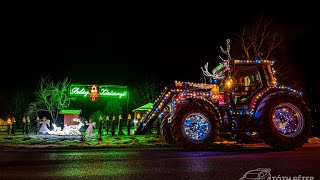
[232,65,262,104]
[233,66,262,91]
[262,64,275,86]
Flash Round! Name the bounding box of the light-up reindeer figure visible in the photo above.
[201,39,232,81]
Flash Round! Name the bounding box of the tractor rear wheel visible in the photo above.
[255,92,311,150]
[172,100,219,150]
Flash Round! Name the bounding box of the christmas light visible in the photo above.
[70,84,127,98]
[70,87,89,96]
[100,88,127,97]
[184,113,210,141]
[249,86,303,113]
[48,118,83,135]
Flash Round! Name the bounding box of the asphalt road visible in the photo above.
[1,144,320,180]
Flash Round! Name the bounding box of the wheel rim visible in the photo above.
[272,103,304,137]
[183,113,210,141]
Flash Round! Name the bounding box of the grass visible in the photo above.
[1,127,319,150]
[0,127,169,149]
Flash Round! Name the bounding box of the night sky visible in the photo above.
[1,1,319,116]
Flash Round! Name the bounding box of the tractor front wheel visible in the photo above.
[172,100,219,150]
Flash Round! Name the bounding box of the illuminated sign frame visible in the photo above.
[70,84,128,101]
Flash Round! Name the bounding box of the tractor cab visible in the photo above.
[229,60,275,107]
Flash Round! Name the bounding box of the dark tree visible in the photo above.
[28,76,75,124]
[235,16,283,60]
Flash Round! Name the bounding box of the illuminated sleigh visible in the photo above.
[48,118,84,135]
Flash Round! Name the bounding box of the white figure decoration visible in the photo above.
[85,118,96,136]
[39,117,51,134]
[48,118,83,135]
[49,124,62,135]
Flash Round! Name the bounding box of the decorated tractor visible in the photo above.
[134,40,312,150]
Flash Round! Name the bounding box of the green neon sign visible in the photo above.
[70,85,127,98]
[100,88,127,98]
[70,87,89,97]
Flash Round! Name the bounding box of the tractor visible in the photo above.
[134,40,312,150]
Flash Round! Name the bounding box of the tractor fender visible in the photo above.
[185,97,222,122]
[251,88,306,119]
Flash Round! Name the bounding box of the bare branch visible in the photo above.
[236,16,283,60]
[29,76,75,123]
[236,26,253,59]
[265,32,282,60]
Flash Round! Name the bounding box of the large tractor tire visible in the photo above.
[155,119,161,135]
[255,92,312,150]
[160,115,175,144]
[171,100,219,150]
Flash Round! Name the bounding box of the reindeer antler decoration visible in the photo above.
[201,39,232,80]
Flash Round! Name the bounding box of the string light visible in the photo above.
[137,81,225,131]
[136,58,304,134]
[249,86,303,114]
